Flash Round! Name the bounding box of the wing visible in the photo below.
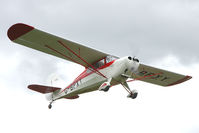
[7,23,109,67]
[131,64,192,86]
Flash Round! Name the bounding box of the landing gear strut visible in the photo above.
[122,82,138,99]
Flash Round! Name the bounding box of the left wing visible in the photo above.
[7,23,109,67]
[131,64,192,86]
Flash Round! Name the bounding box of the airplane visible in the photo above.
[7,23,192,109]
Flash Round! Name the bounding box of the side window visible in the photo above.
[106,56,118,63]
[86,58,106,72]
[106,56,113,63]
[93,59,105,69]
[97,60,104,68]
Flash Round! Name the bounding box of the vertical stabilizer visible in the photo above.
[46,73,66,88]
[45,73,66,101]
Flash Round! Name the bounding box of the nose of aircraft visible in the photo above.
[126,56,140,74]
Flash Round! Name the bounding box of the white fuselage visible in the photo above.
[52,56,139,100]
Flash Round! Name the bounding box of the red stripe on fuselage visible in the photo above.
[74,59,116,82]
[59,59,116,94]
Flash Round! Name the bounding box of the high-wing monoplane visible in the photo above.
[7,23,192,109]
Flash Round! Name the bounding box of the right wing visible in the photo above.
[7,23,109,67]
[131,64,192,87]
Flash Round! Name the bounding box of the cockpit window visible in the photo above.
[93,59,104,69]
[86,56,118,73]
[106,55,118,63]
[86,59,105,73]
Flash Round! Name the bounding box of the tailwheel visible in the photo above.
[48,104,52,109]
[127,90,138,99]
[48,101,53,109]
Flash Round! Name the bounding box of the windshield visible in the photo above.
[106,55,118,63]
[93,59,105,69]
[86,56,118,73]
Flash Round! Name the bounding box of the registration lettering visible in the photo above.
[138,71,170,81]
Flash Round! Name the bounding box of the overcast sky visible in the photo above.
[0,0,199,133]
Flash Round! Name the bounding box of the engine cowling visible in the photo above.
[125,56,140,75]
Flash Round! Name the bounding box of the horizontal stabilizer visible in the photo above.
[28,84,61,94]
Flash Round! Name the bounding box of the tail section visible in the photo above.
[27,74,79,109]
[28,84,62,101]
[28,74,80,102]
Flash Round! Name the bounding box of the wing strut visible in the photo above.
[45,45,82,65]
[111,73,162,95]
[57,40,107,79]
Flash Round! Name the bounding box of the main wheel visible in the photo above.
[131,92,138,99]
[100,86,110,92]
[127,90,138,99]
[103,86,110,92]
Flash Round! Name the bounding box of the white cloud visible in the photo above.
[0,54,198,133]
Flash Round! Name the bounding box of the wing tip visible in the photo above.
[167,75,192,86]
[7,23,34,41]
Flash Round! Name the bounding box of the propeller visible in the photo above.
[133,56,139,63]
[126,56,140,75]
